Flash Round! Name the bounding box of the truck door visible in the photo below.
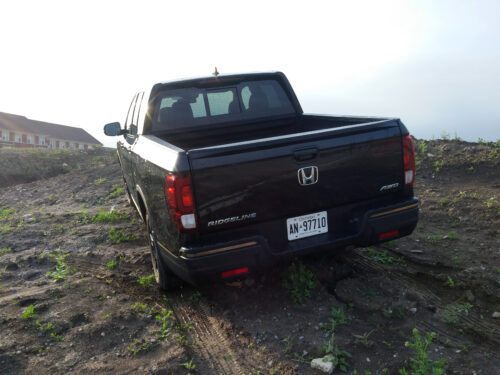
[119,93,140,196]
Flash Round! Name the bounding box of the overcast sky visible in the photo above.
[1,0,499,147]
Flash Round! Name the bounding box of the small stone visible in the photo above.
[409,307,417,314]
[299,336,304,340]
[16,350,21,355]
[492,312,500,319]
[101,332,105,337]
[311,356,334,374]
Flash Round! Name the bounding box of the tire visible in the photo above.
[146,213,181,291]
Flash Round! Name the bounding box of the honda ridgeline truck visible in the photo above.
[104,72,418,290]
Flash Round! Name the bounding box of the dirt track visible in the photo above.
[0,140,499,374]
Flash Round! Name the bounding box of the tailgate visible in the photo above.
[188,120,404,233]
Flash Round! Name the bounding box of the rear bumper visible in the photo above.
[160,198,419,284]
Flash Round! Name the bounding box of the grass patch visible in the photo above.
[0,247,11,257]
[94,177,107,186]
[442,302,473,324]
[281,262,317,305]
[0,206,16,221]
[92,209,128,223]
[107,228,139,244]
[106,260,118,269]
[137,274,155,289]
[362,248,405,266]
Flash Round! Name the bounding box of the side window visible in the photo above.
[241,86,251,110]
[207,88,238,116]
[131,92,144,136]
[124,94,138,130]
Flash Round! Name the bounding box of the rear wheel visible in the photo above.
[146,213,181,291]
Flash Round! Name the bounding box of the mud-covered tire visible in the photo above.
[146,213,181,291]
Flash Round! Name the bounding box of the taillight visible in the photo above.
[164,173,197,231]
[403,135,415,186]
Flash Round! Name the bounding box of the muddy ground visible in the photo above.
[0,140,499,374]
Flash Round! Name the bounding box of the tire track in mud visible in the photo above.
[66,256,249,375]
[342,248,500,358]
[167,298,245,375]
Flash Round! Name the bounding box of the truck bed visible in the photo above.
[155,114,393,151]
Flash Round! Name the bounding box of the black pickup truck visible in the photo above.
[104,72,418,290]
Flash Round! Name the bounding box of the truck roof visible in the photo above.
[152,71,285,90]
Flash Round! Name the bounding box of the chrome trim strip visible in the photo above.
[182,241,258,259]
[369,203,418,219]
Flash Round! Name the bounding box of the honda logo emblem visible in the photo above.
[297,166,318,186]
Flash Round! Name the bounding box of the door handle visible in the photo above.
[294,148,318,162]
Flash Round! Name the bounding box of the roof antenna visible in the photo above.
[212,67,219,77]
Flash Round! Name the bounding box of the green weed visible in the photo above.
[484,195,497,208]
[0,247,11,256]
[94,177,107,186]
[156,309,174,340]
[36,320,55,332]
[108,185,125,199]
[399,328,446,375]
[444,231,458,240]
[43,249,71,282]
[52,223,65,234]
[442,302,473,324]
[418,142,427,156]
[324,306,347,334]
[137,274,155,289]
[127,339,154,355]
[181,359,196,371]
[281,262,317,305]
[433,160,444,173]
[1,223,12,234]
[320,334,352,372]
[362,248,405,266]
[130,302,157,315]
[439,198,450,206]
[106,260,118,269]
[107,228,139,244]
[22,304,38,319]
[92,209,128,223]
[426,234,442,244]
[0,206,15,221]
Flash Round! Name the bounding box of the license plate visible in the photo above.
[287,211,328,241]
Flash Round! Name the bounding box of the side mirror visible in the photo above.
[104,122,125,136]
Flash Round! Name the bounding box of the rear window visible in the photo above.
[150,79,295,132]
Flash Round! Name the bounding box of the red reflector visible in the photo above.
[181,186,193,208]
[379,230,399,240]
[221,267,249,278]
